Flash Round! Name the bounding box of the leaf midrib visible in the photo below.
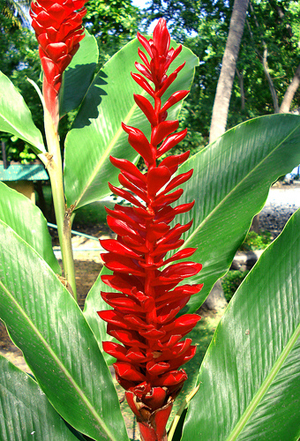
[0,230,118,441]
[226,320,300,440]
[180,119,300,251]
[74,100,137,209]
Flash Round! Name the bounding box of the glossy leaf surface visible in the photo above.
[175,114,300,311]
[0,221,129,441]
[182,208,300,441]
[0,182,60,274]
[0,71,45,153]
[0,355,82,441]
[60,31,99,117]
[83,266,116,365]
[64,38,198,210]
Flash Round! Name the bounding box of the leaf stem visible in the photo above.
[168,385,200,441]
[42,109,77,300]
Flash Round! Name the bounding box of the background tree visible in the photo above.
[143,0,300,149]
[247,0,300,114]
[1,0,31,28]
[83,0,141,65]
[209,0,249,143]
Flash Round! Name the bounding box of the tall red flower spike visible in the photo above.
[30,0,87,127]
[98,18,202,441]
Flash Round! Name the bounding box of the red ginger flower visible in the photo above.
[30,0,87,126]
[98,18,202,441]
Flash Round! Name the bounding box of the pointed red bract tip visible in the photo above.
[152,18,170,56]
[98,17,202,441]
[30,0,87,125]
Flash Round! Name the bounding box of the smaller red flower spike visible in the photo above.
[30,0,87,127]
[99,18,202,441]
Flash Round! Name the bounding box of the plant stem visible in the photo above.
[167,385,200,441]
[42,109,77,300]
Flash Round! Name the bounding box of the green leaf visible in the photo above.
[83,266,116,365]
[0,182,60,274]
[0,354,83,441]
[0,71,45,154]
[59,31,99,117]
[0,221,129,441]
[175,114,300,312]
[181,208,300,441]
[64,39,198,210]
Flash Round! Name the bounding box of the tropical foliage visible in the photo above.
[0,1,300,440]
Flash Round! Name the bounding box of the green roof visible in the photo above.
[0,164,49,181]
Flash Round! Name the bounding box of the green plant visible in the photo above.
[222,270,248,302]
[240,230,272,251]
[1,2,300,441]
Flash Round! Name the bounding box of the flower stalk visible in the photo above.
[30,0,87,299]
[99,19,202,441]
[44,108,76,297]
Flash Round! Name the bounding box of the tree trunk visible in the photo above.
[247,1,300,114]
[209,0,249,143]
[206,0,249,310]
[247,1,279,113]
[262,46,279,113]
[279,63,300,113]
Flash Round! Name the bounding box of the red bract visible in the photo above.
[30,0,87,126]
[98,18,202,441]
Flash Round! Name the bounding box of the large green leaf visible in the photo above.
[64,38,198,210]
[0,355,83,441]
[59,31,99,117]
[175,114,300,312]
[0,221,129,441]
[83,266,116,365]
[181,207,300,441]
[0,182,60,274]
[0,71,45,154]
